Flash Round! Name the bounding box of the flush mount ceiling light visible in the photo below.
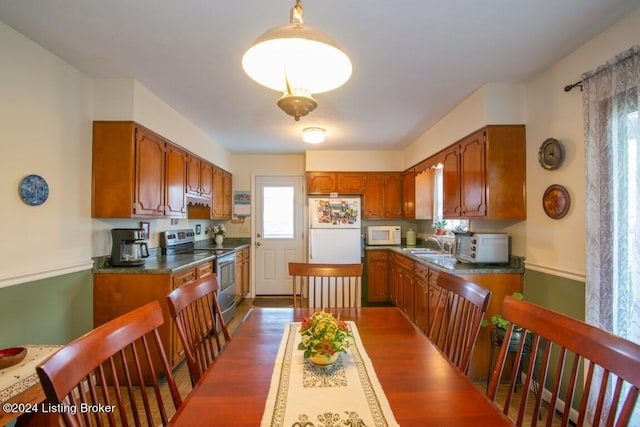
[302,127,325,144]
[242,0,352,121]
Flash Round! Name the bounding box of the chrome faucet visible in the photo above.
[425,236,445,251]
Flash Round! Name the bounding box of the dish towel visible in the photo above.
[261,321,399,427]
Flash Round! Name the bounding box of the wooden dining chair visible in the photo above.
[36,300,182,427]
[487,295,640,426]
[288,262,364,308]
[167,274,231,386]
[427,271,492,375]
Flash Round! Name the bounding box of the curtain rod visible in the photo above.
[564,80,583,92]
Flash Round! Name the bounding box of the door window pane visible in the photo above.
[263,186,294,239]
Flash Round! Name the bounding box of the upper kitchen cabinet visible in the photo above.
[92,121,187,219]
[442,125,526,220]
[186,153,213,203]
[414,157,438,220]
[363,173,403,219]
[402,169,415,219]
[306,172,366,194]
[212,166,232,219]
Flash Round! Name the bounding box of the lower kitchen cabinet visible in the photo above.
[365,250,389,302]
[387,251,522,382]
[390,253,415,320]
[414,263,440,334]
[93,260,214,370]
[235,246,250,303]
[457,273,523,381]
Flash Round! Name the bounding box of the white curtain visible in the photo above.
[583,45,640,425]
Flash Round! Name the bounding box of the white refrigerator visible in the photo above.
[307,197,362,306]
[308,196,362,263]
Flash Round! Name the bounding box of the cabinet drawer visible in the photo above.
[393,253,414,271]
[173,268,196,287]
[367,250,388,262]
[196,261,214,278]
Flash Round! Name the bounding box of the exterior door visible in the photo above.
[254,175,305,295]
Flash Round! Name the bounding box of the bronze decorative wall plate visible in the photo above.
[538,138,565,170]
[542,184,570,219]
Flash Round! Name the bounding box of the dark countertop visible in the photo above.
[365,245,524,274]
[93,238,251,275]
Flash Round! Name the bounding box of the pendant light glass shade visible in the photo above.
[242,1,352,120]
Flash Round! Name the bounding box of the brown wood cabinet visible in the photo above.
[186,154,213,201]
[165,144,189,217]
[235,247,250,303]
[93,260,214,369]
[362,173,403,219]
[414,158,437,220]
[92,121,187,218]
[389,253,415,320]
[402,168,415,218]
[212,166,233,219]
[306,172,366,194]
[442,125,526,220]
[386,250,523,381]
[365,250,389,302]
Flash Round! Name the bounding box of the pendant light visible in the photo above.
[242,0,352,121]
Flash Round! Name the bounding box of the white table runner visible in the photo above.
[261,321,399,427]
[0,344,62,403]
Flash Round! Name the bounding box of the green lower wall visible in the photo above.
[0,270,93,347]
[523,268,586,412]
[523,268,585,321]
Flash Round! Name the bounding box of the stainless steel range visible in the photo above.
[160,229,236,325]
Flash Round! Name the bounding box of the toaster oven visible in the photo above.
[454,233,509,264]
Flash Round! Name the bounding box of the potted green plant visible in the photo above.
[483,292,526,352]
[433,218,448,235]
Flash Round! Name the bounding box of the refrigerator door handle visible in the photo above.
[308,230,313,260]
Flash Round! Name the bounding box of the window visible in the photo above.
[583,46,640,423]
[262,186,294,239]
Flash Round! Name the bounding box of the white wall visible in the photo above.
[523,8,640,281]
[94,79,231,170]
[403,83,526,167]
[228,154,305,238]
[0,21,94,288]
[305,150,404,171]
[91,79,234,254]
[0,22,235,286]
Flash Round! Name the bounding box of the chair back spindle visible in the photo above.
[427,271,491,375]
[288,263,363,308]
[487,296,640,426]
[36,301,182,427]
[167,274,231,386]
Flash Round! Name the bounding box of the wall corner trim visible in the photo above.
[0,261,94,290]
[525,262,585,282]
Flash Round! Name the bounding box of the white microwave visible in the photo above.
[367,226,401,246]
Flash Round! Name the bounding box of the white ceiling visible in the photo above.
[1,1,639,154]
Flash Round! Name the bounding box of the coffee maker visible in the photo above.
[110,228,150,267]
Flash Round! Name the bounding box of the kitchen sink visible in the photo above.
[413,253,456,260]
[402,248,445,255]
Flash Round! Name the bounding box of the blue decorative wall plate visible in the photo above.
[19,174,49,206]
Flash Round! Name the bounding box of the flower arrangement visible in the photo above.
[298,311,353,359]
[209,224,226,237]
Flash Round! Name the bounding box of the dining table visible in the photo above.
[0,344,62,427]
[169,307,513,426]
